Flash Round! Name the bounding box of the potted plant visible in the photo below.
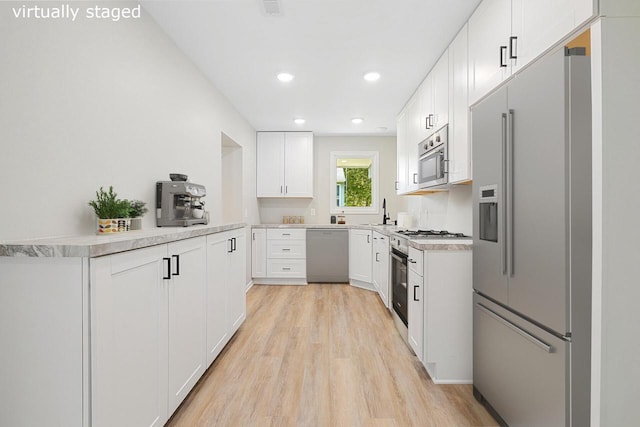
[127,199,148,230]
[88,186,132,234]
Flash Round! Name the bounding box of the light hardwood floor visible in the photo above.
[167,284,498,427]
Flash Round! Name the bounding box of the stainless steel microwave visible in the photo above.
[418,125,448,188]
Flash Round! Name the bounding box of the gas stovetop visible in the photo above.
[395,229,470,239]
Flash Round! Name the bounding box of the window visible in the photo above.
[330,151,379,214]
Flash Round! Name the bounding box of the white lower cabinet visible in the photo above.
[422,250,473,383]
[90,230,246,427]
[372,231,390,307]
[251,228,267,278]
[206,229,246,365]
[349,229,373,289]
[408,247,424,360]
[91,244,171,427]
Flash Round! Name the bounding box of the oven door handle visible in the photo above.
[391,252,407,265]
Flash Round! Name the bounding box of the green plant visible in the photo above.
[88,186,131,219]
[127,200,148,218]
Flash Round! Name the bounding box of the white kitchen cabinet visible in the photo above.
[0,257,87,427]
[422,250,473,384]
[372,231,390,308]
[396,99,410,195]
[166,237,207,414]
[256,131,313,198]
[511,0,594,75]
[416,74,433,143]
[408,247,424,361]
[448,23,472,184]
[468,0,513,105]
[405,95,420,192]
[205,229,246,366]
[251,228,267,278]
[349,228,373,289]
[469,0,595,105]
[256,228,307,283]
[91,244,169,427]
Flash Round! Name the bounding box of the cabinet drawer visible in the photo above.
[267,259,307,278]
[408,246,423,275]
[267,228,306,240]
[267,240,306,259]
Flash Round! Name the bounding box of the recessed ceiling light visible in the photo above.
[277,72,294,82]
[351,117,364,124]
[294,118,306,125]
[376,126,388,132]
[364,72,381,82]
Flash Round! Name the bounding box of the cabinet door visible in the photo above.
[91,245,168,427]
[449,24,471,184]
[251,228,267,278]
[348,229,372,284]
[228,230,247,335]
[206,233,230,366]
[511,0,594,74]
[284,132,314,197]
[468,0,512,105]
[396,108,409,194]
[432,51,449,130]
[375,234,390,308]
[256,132,285,197]
[167,237,206,414]
[408,268,423,361]
[406,95,420,192]
[417,75,433,143]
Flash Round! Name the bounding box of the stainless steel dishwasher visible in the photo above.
[306,229,349,283]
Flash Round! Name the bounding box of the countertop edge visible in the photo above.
[0,223,247,258]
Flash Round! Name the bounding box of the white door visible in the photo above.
[228,230,247,334]
[349,229,372,284]
[406,95,420,192]
[448,24,471,184]
[166,237,206,414]
[256,132,285,197]
[251,228,267,278]
[396,108,409,194]
[374,233,390,308]
[408,268,424,361]
[432,51,449,130]
[417,75,433,143]
[91,245,168,427]
[468,0,512,105]
[283,132,314,197]
[206,232,230,365]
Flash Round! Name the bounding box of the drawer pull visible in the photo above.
[476,303,553,353]
[282,267,291,271]
[282,248,291,251]
[282,233,291,236]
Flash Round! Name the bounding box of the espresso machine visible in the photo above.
[156,177,208,227]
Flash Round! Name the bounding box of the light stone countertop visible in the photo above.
[253,224,472,251]
[0,223,247,258]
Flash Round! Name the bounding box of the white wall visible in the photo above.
[404,186,472,235]
[590,16,640,427]
[258,135,407,225]
[0,1,259,241]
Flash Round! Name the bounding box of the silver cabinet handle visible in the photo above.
[375,252,380,262]
[282,267,291,271]
[395,181,399,190]
[282,248,291,251]
[476,303,552,353]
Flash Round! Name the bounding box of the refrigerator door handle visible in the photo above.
[501,113,508,275]
[508,109,515,277]
[476,303,553,353]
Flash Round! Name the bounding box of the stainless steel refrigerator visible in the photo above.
[471,46,591,427]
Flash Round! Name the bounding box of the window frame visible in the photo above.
[329,151,379,215]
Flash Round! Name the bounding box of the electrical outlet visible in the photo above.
[310,208,316,216]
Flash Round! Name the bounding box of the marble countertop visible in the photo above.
[0,223,247,258]
[253,223,472,250]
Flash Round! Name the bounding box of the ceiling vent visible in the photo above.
[260,0,282,16]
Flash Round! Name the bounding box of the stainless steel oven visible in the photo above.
[418,125,448,188]
[390,233,409,343]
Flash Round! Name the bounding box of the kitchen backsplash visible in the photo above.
[405,185,472,235]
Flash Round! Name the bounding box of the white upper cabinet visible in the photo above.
[396,95,418,195]
[432,51,450,132]
[511,0,594,74]
[448,23,472,184]
[468,0,513,105]
[396,107,408,195]
[417,75,433,143]
[469,0,595,105]
[256,131,313,198]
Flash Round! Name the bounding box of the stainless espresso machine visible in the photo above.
[156,178,208,227]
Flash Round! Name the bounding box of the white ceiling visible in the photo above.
[142,0,481,136]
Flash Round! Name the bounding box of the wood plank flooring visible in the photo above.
[167,284,498,427]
